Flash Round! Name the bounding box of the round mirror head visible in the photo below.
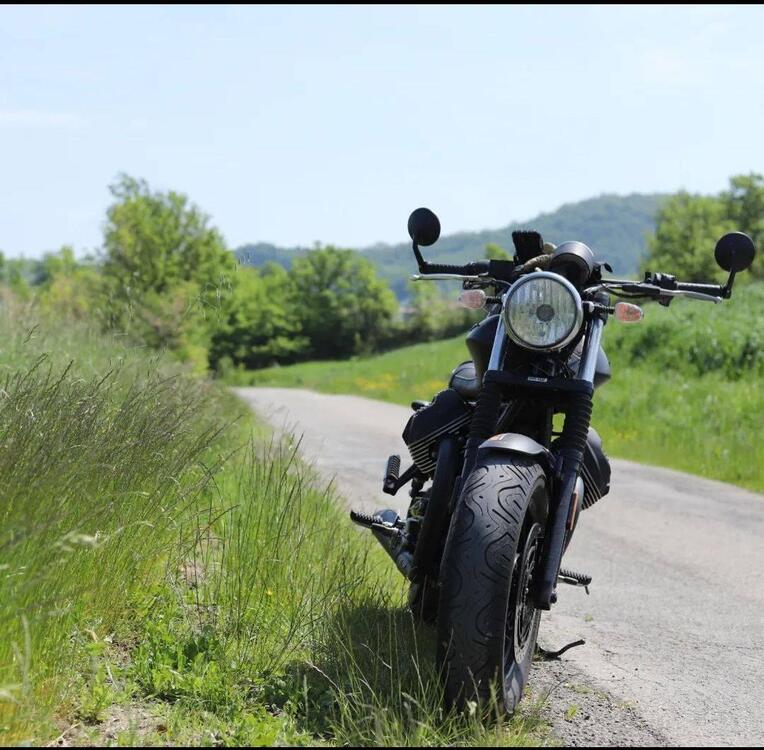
[715,231,755,272]
[407,207,441,246]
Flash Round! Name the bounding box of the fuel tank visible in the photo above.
[465,314,499,383]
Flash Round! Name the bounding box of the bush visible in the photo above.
[603,283,764,379]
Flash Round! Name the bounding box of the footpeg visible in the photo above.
[349,509,384,528]
[382,456,421,496]
[350,507,402,530]
[383,455,401,494]
[350,508,415,580]
[558,568,592,594]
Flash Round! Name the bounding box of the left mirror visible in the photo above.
[407,207,441,246]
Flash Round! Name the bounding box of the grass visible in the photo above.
[233,283,764,492]
[0,311,548,747]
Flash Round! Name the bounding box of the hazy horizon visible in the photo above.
[238,188,669,253]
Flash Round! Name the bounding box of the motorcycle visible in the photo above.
[350,207,756,712]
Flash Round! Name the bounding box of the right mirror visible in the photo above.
[407,207,441,247]
[715,231,756,272]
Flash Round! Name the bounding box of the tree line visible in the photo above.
[2,172,759,375]
[644,173,763,281]
[2,175,480,374]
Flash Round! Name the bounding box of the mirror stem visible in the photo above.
[723,269,736,299]
[412,241,429,273]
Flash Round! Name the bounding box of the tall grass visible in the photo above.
[236,283,764,491]
[0,316,230,739]
[199,438,546,746]
[0,311,545,746]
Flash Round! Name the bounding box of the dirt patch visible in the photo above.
[529,657,667,747]
[48,704,165,747]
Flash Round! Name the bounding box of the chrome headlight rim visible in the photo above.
[503,271,584,352]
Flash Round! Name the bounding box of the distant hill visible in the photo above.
[236,193,667,299]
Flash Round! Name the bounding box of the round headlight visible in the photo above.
[503,272,583,351]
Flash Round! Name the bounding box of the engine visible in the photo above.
[580,427,611,508]
[402,389,472,475]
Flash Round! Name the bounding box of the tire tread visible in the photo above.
[437,455,546,710]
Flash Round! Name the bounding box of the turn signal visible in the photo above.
[614,301,644,323]
[457,289,487,309]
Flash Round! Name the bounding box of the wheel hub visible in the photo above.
[510,523,543,666]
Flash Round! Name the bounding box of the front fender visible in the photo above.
[477,433,553,471]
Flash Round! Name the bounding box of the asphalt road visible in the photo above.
[234,387,764,747]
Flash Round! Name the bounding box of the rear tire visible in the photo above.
[436,454,548,713]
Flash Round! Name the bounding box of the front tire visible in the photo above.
[437,454,548,713]
[409,437,459,624]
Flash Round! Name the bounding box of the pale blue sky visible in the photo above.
[2,4,763,257]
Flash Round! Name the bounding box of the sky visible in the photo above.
[2,4,763,258]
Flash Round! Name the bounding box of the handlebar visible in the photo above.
[594,271,729,302]
[414,252,542,284]
[412,239,491,278]
[413,237,732,305]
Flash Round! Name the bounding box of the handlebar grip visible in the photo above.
[675,281,725,295]
[423,260,490,275]
[424,263,468,274]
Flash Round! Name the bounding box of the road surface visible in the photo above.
[234,387,764,747]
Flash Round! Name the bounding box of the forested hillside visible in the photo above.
[237,193,667,298]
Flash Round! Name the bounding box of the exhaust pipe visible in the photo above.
[372,524,416,580]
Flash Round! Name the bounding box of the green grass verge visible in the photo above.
[0,314,547,747]
[234,284,764,492]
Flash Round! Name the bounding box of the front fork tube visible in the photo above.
[457,309,604,610]
[532,407,591,609]
[533,316,604,610]
[459,310,508,484]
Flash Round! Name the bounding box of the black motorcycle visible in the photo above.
[351,207,756,712]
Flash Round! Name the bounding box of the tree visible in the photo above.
[485,242,511,261]
[37,246,103,321]
[100,175,237,369]
[39,245,77,284]
[644,173,764,282]
[129,280,213,371]
[406,280,448,341]
[102,174,235,304]
[405,279,478,343]
[289,247,398,359]
[643,191,732,282]
[208,263,308,372]
[723,173,764,276]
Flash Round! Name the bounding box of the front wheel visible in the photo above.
[436,454,548,713]
[409,437,460,624]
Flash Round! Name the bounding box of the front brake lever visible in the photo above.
[659,289,722,304]
[588,282,721,305]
